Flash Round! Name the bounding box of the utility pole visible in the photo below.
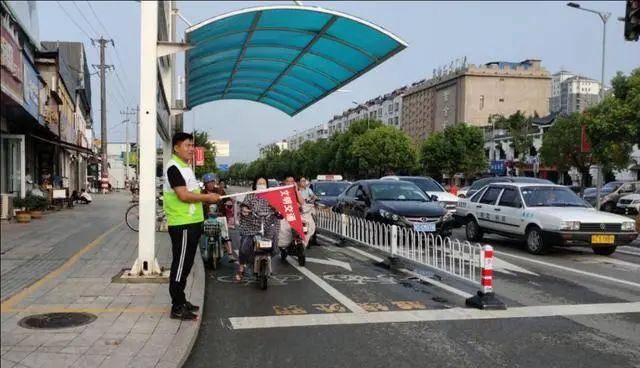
[92,37,114,192]
[120,109,130,186]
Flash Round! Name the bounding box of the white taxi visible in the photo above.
[455,183,638,255]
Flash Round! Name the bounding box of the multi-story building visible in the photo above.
[401,59,551,144]
[106,142,136,189]
[286,123,329,151]
[550,70,601,115]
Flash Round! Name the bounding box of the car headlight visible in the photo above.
[632,199,640,204]
[379,209,390,218]
[391,214,399,221]
[621,221,636,231]
[560,221,580,230]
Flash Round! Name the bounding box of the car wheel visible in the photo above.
[592,246,616,256]
[525,226,548,255]
[465,218,484,242]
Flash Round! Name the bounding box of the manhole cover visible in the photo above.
[18,312,97,330]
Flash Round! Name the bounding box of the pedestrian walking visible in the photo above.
[164,132,220,320]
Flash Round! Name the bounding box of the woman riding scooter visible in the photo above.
[298,176,317,247]
[202,173,236,263]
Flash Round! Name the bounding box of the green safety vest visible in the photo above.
[163,155,204,226]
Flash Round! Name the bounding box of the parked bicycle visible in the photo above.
[125,195,166,232]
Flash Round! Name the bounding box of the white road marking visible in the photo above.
[496,251,640,289]
[493,257,539,276]
[618,249,640,257]
[398,268,474,299]
[317,233,339,244]
[345,246,475,299]
[346,246,384,263]
[305,257,352,271]
[229,301,640,330]
[285,257,366,314]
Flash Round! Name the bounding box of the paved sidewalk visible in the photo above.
[1,193,205,368]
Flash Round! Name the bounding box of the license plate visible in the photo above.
[413,223,436,232]
[257,240,273,249]
[591,234,614,244]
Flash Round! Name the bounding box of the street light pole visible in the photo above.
[567,2,611,210]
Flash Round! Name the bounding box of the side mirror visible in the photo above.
[430,194,439,201]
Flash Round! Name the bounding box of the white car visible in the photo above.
[381,176,459,211]
[617,189,640,215]
[455,183,638,255]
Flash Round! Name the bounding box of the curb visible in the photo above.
[176,257,206,368]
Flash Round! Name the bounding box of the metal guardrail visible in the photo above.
[315,208,506,309]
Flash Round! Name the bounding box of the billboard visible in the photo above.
[210,140,230,157]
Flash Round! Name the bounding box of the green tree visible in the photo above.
[420,123,487,180]
[193,130,217,178]
[351,125,418,178]
[329,119,383,178]
[584,68,639,172]
[493,111,535,161]
[540,113,592,186]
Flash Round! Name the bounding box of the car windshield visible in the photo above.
[602,183,621,193]
[370,182,428,201]
[314,182,350,197]
[403,178,445,192]
[583,188,596,196]
[521,186,587,207]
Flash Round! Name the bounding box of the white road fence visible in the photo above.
[315,209,492,290]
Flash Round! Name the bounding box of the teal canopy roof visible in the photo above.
[185,5,407,116]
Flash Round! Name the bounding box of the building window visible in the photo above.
[480,95,485,110]
[388,118,393,125]
[388,104,393,113]
[394,116,399,125]
[395,102,399,112]
[378,108,382,117]
[499,98,504,102]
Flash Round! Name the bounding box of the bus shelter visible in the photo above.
[134,1,407,276]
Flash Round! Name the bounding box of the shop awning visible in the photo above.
[185,5,407,116]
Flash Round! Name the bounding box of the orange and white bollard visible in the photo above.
[465,245,506,310]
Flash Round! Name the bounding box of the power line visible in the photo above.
[56,1,92,40]
[71,1,100,36]
[83,1,133,95]
[85,1,109,36]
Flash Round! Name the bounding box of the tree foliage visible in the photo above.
[583,68,639,171]
[420,123,486,180]
[539,113,591,173]
[493,111,535,160]
[351,125,419,177]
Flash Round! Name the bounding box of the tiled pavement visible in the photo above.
[1,193,205,368]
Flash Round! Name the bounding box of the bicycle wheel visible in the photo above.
[126,204,140,232]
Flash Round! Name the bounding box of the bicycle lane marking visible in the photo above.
[1,221,124,312]
[285,257,366,313]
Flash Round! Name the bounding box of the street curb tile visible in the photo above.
[172,257,205,368]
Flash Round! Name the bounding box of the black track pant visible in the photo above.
[168,222,202,308]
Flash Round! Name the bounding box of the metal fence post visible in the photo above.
[465,245,506,310]
[390,225,398,257]
[341,213,347,237]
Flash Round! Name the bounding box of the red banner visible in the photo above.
[256,186,305,240]
[194,147,205,166]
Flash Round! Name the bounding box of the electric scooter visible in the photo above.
[279,221,307,266]
[253,209,276,290]
[200,204,223,269]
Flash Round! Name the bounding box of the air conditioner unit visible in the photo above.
[0,194,14,220]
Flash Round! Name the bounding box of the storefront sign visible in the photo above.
[22,55,42,121]
[58,85,76,144]
[42,95,60,136]
[1,21,23,104]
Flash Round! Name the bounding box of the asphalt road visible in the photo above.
[184,218,640,368]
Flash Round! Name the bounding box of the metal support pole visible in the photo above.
[92,37,114,192]
[124,116,129,185]
[131,0,161,276]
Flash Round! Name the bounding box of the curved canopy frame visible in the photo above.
[185,5,407,116]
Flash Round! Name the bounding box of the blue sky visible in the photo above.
[38,1,639,164]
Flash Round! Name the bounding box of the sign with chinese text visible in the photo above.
[22,55,41,121]
[1,21,23,104]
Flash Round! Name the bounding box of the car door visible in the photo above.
[476,185,504,231]
[495,186,525,235]
[339,184,359,215]
[352,184,370,218]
